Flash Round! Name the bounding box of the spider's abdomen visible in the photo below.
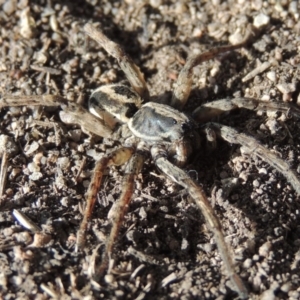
[128,102,194,142]
[89,84,142,126]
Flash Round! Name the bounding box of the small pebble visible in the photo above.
[243,258,252,268]
[259,241,272,257]
[253,13,270,28]
[27,162,40,173]
[276,82,297,94]
[3,0,17,15]
[281,282,292,293]
[13,231,32,244]
[229,30,245,45]
[29,172,43,181]
[104,274,115,284]
[266,71,276,82]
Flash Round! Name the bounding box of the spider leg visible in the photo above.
[151,145,248,299]
[96,151,145,277]
[209,122,300,195]
[59,101,113,138]
[192,97,300,123]
[76,147,135,250]
[0,94,66,107]
[0,94,113,138]
[84,24,150,101]
[171,33,251,110]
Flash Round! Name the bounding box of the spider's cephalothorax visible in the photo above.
[128,102,196,143]
[3,24,300,299]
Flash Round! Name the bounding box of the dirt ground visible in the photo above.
[1,0,300,299]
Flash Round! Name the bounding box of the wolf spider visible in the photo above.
[2,24,300,299]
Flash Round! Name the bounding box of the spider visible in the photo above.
[2,24,300,299]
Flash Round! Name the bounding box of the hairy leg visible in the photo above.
[77,147,135,250]
[151,145,248,299]
[193,97,300,123]
[84,24,149,101]
[171,30,251,110]
[96,151,144,277]
[209,122,300,195]
[0,94,113,137]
